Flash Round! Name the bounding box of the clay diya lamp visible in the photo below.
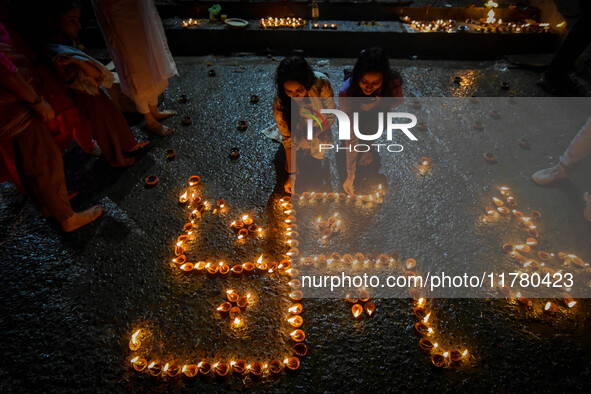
[500,82,510,90]
[231,360,247,374]
[218,263,230,275]
[352,304,363,318]
[502,244,514,253]
[165,363,181,377]
[515,292,532,307]
[453,75,462,83]
[217,199,226,209]
[148,362,162,376]
[198,361,212,375]
[180,262,194,272]
[229,147,240,160]
[289,303,303,315]
[208,69,216,77]
[358,289,370,302]
[178,94,188,103]
[431,353,445,367]
[181,116,192,126]
[237,228,249,239]
[173,254,187,266]
[243,261,255,272]
[131,357,147,372]
[405,258,417,270]
[248,224,258,233]
[268,359,283,374]
[290,290,303,301]
[365,301,376,316]
[165,148,176,160]
[237,120,248,131]
[484,153,498,163]
[293,343,308,357]
[188,175,200,186]
[217,301,232,313]
[338,193,348,201]
[473,122,484,131]
[285,357,300,370]
[544,301,559,314]
[214,362,230,377]
[290,329,306,342]
[227,290,239,302]
[288,315,303,327]
[414,321,433,336]
[250,361,264,376]
[145,175,159,188]
[231,264,244,275]
[490,110,501,119]
[532,210,542,220]
[519,138,530,149]
[231,220,244,230]
[497,206,510,215]
[182,364,198,377]
[497,284,512,297]
[229,307,241,320]
[250,95,259,104]
[419,338,435,351]
[236,295,250,308]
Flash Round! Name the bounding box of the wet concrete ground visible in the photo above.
[1,56,591,393]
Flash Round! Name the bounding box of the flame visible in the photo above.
[242,215,249,221]
[233,317,241,325]
[131,356,139,363]
[163,363,169,372]
[485,0,498,7]
[148,362,156,369]
[568,301,577,308]
[556,21,565,28]
[179,191,188,202]
[418,298,425,306]
[213,362,219,368]
[283,358,289,364]
[433,343,439,348]
[544,302,552,311]
[230,361,236,366]
[423,312,431,323]
[131,329,140,341]
[288,317,297,324]
[462,349,468,356]
[443,352,449,358]
[353,308,362,318]
[486,9,496,24]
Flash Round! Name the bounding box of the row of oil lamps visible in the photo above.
[259,17,305,29]
[127,179,304,378]
[485,185,586,312]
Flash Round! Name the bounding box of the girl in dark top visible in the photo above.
[339,47,403,195]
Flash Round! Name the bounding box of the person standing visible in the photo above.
[91,0,177,135]
[531,116,591,222]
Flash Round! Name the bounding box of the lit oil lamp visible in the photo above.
[198,361,212,375]
[290,290,303,301]
[217,301,232,313]
[227,290,239,302]
[131,356,147,371]
[506,196,517,207]
[560,292,577,308]
[232,317,243,327]
[415,321,434,336]
[289,303,303,314]
[231,360,247,374]
[180,262,194,272]
[526,238,538,247]
[288,315,304,327]
[515,292,532,307]
[148,362,162,376]
[419,338,435,351]
[231,264,243,275]
[485,206,495,215]
[179,191,188,204]
[206,263,219,275]
[218,262,230,275]
[285,357,300,370]
[129,329,141,351]
[352,303,363,318]
[182,364,198,378]
[243,261,255,271]
[214,362,230,376]
[290,329,306,342]
[365,301,376,316]
[544,301,559,314]
[419,157,431,172]
[165,363,181,377]
[358,288,370,302]
[237,294,251,308]
[242,215,254,226]
[237,228,249,239]
[492,197,504,207]
[515,244,531,253]
[188,175,200,186]
[497,206,510,215]
[217,199,226,209]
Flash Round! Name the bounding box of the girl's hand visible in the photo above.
[343,173,355,195]
[284,174,295,194]
[31,98,55,122]
[361,97,381,112]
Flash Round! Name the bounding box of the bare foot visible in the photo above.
[148,121,174,136]
[152,109,176,121]
[61,205,104,232]
[110,157,135,167]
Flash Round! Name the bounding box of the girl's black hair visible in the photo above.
[275,56,316,132]
[346,47,402,97]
